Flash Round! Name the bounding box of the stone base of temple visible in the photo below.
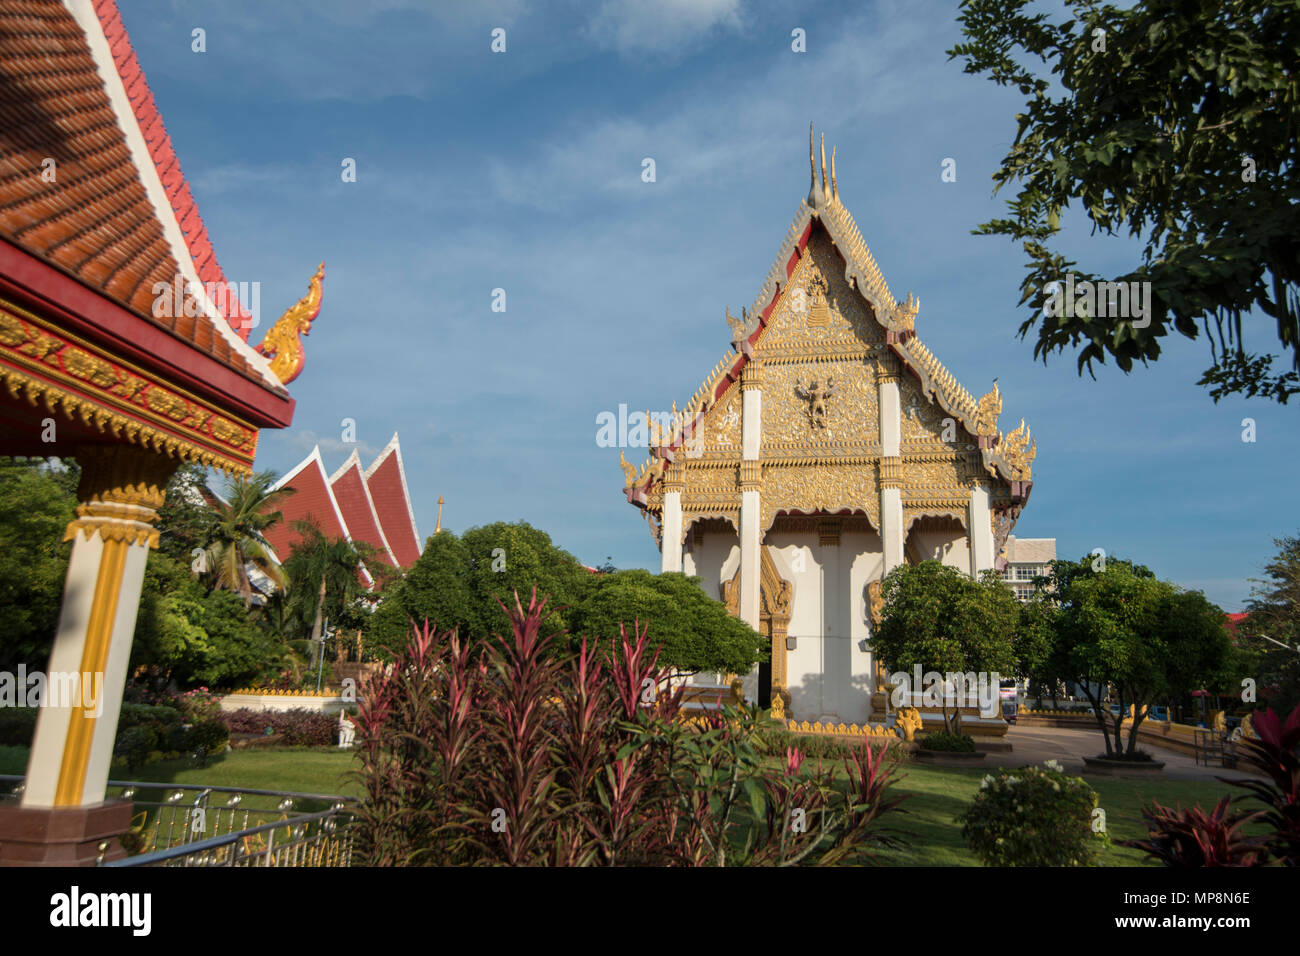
[0,799,134,867]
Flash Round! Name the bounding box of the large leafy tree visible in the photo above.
[366,530,473,658]
[1037,555,1232,756]
[873,562,1020,734]
[131,551,281,689]
[282,520,369,668]
[567,569,765,675]
[0,458,78,671]
[203,471,293,604]
[949,0,1299,402]
[459,521,593,641]
[1241,533,1300,713]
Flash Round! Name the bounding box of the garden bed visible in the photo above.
[1082,755,1166,776]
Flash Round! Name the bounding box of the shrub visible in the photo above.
[114,726,156,772]
[1225,703,1300,865]
[1122,797,1268,866]
[921,731,976,752]
[957,761,1108,866]
[184,719,230,755]
[0,707,38,747]
[173,687,222,724]
[352,588,908,866]
[218,708,336,746]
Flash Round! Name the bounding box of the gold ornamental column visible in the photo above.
[21,446,175,810]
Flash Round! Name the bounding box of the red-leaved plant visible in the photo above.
[351,587,906,866]
[1223,704,1300,865]
[1123,797,1269,867]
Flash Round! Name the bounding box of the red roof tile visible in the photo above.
[329,454,396,567]
[0,0,273,390]
[365,437,422,567]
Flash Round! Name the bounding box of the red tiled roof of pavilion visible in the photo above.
[364,434,422,568]
[91,0,254,338]
[329,451,397,568]
[0,0,277,392]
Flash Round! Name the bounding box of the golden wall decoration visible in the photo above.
[759,462,881,534]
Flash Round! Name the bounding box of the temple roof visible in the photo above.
[623,125,1037,506]
[262,434,423,583]
[0,0,281,394]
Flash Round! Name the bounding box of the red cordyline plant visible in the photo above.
[1123,797,1269,867]
[1124,703,1300,868]
[1222,703,1300,865]
[351,587,906,866]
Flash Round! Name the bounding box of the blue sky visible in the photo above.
[122,0,1297,611]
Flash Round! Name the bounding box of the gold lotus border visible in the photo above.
[0,297,259,473]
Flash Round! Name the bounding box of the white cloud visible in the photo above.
[586,0,743,55]
[285,430,380,463]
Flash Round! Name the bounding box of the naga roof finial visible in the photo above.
[831,144,838,204]
[255,262,324,385]
[820,133,827,200]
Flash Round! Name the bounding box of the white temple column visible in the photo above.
[878,365,904,573]
[968,481,995,577]
[22,447,174,808]
[661,489,683,573]
[739,360,763,629]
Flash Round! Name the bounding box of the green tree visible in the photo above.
[1037,555,1232,756]
[873,562,1020,735]
[203,471,292,604]
[459,521,592,641]
[155,464,219,565]
[0,458,78,672]
[949,0,1299,403]
[282,520,368,672]
[130,551,279,689]
[1241,533,1300,713]
[568,569,765,675]
[365,531,472,659]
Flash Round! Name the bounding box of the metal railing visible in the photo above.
[0,775,358,867]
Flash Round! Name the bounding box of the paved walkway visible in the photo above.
[990,724,1259,782]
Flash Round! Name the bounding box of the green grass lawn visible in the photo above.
[868,762,1251,866]
[2,745,1256,866]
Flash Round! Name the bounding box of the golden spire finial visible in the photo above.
[809,122,816,194]
[435,495,444,533]
[819,133,827,198]
[831,145,838,203]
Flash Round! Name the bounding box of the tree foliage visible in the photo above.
[0,458,77,671]
[950,0,1300,402]
[1241,533,1300,713]
[568,569,765,675]
[873,561,1020,734]
[1033,555,1232,756]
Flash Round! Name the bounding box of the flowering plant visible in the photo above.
[957,760,1107,866]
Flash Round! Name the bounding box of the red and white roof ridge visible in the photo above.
[265,445,350,553]
[328,448,399,567]
[364,432,422,547]
[68,0,281,389]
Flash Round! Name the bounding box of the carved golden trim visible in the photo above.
[739,460,761,489]
[740,358,764,390]
[0,298,259,474]
[62,446,175,548]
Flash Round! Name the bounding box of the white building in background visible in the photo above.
[618,127,1040,728]
[999,536,1057,601]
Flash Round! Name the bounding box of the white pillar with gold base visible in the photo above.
[968,481,995,577]
[21,447,174,809]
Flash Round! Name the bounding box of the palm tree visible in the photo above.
[283,520,367,672]
[205,471,294,605]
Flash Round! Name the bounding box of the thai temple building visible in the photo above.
[264,435,424,584]
[0,0,321,861]
[620,127,1037,729]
